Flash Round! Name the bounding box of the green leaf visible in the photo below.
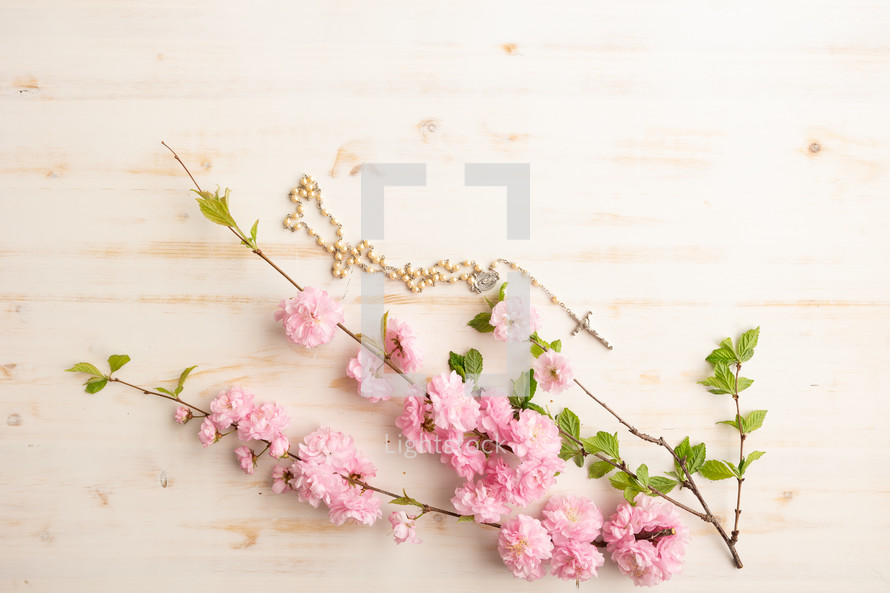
[624,487,639,504]
[66,362,103,377]
[740,450,766,475]
[525,402,549,416]
[736,376,754,393]
[706,346,738,365]
[699,460,738,481]
[381,311,389,343]
[84,377,107,394]
[688,441,707,474]
[742,410,768,433]
[582,432,621,460]
[550,339,562,353]
[467,312,495,333]
[720,337,737,358]
[674,436,691,460]
[737,327,760,362]
[193,188,238,228]
[588,460,614,479]
[457,515,475,523]
[699,362,736,395]
[464,349,483,381]
[155,387,176,397]
[717,418,740,429]
[107,354,130,374]
[555,408,581,439]
[608,472,635,491]
[389,489,424,508]
[648,476,678,495]
[175,365,197,396]
[673,436,705,476]
[529,332,548,358]
[636,464,650,488]
[513,369,537,399]
[249,219,259,245]
[559,442,584,467]
[498,282,508,302]
[448,351,466,380]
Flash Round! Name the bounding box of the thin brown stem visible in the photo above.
[161,141,203,193]
[731,363,745,544]
[108,377,210,416]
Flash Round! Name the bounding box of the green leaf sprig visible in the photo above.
[698,328,766,545]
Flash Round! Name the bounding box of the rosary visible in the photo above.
[283,175,612,350]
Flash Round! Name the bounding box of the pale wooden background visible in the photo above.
[1,1,889,591]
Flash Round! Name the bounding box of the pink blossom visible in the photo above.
[511,456,564,506]
[612,540,662,586]
[198,417,221,447]
[340,449,377,480]
[541,495,604,545]
[491,296,541,343]
[327,488,382,526]
[209,386,255,430]
[394,389,439,454]
[508,410,561,461]
[346,347,393,403]
[174,406,192,424]
[236,402,289,443]
[451,480,512,524]
[269,432,290,458]
[550,540,605,582]
[389,511,422,544]
[291,460,345,506]
[298,426,357,470]
[497,514,554,581]
[428,371,480,432]
[271,464,294,494]
[274,287,345,348]
[481,455,518,501]
[234,446,256,475]
[440,436,487,480]
[603,495,690,586]
[384,317,424,373]
[476,389,515,444]
[532,351,574,394]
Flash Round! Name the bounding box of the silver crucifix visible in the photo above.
[570,310,613,350]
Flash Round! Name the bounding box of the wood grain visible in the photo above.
[1,1,889,591]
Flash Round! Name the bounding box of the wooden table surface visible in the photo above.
[2,1,889,591]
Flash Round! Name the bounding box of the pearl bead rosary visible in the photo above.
[283,175,612,350]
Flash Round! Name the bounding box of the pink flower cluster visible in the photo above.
[498,496,605,582]
[602,495,690,587]
[275,427,383,527]
[194,387,291,459]
[274,287,345,348]
[395,371,565,525]
[490,296,541,342]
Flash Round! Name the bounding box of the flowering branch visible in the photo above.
[160,142,416,386]
[528,333,745,569]
[71,359,501,529]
